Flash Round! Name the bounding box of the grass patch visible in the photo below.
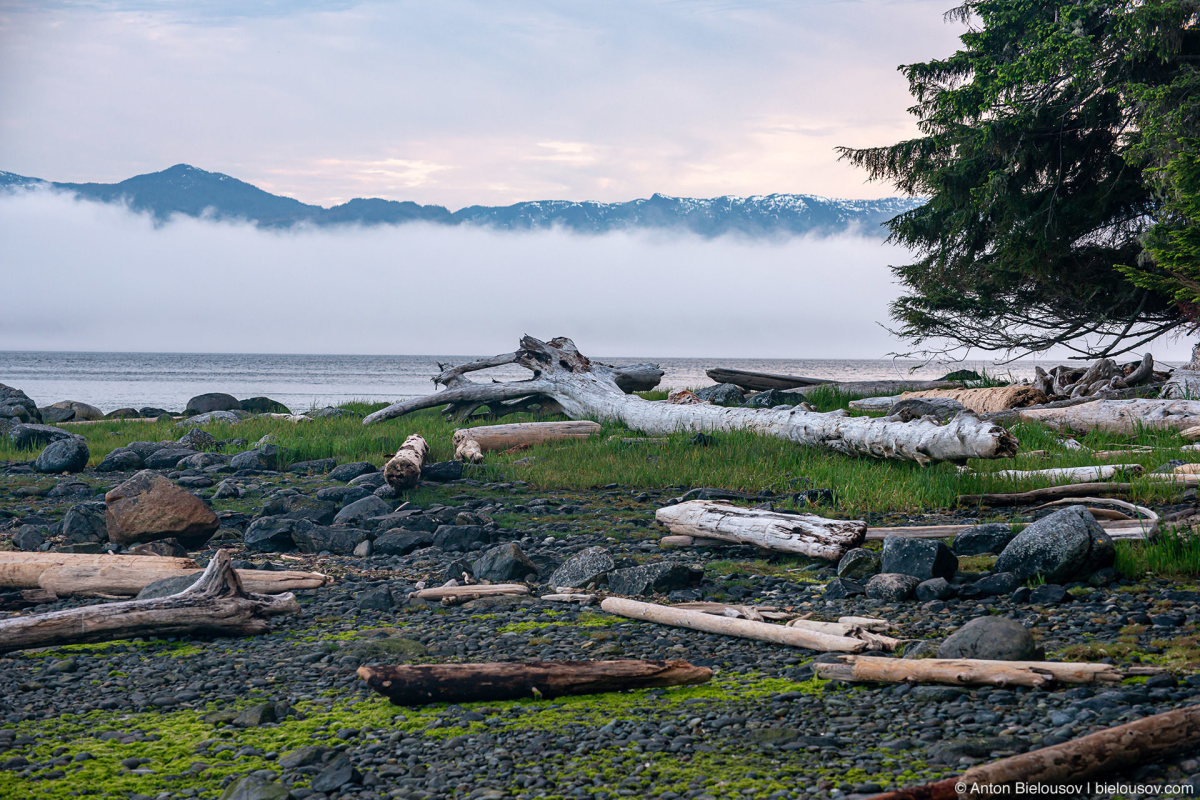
[1116,528,1200,579]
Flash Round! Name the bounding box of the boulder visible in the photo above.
[307,406,360,420]
[95,448,144,472]
[432,525,491,552]
[34,437,90,473]
[864,573,920,601]
[291,523,369,555]
[230,445,279,471]
[328,462,378,482]
[961,572,1018,597]
[472,542,539,582]
[333,495,392,526]
[143,448,197,470]
[372,529,435,556]
[1029,584,1069,605]
[127,538,188,558]
[177,429,218,451]
[994,506,1115,583]
[135,572,201,599]
[355,584,394,611]
[138,407,171,418]
[126,441,173,459]
[823,577,865,598]
[607,563,703,596]
[0,384,40,422]
[62,501,108,543]
[259,496,336,525]
[105,408,141,419]
[44,400,103,422]
[881,536,957,581]
[421,461,464,482]
[185,393,240,415]
[887,397,965,423]
[316,486,371,506]
[952,523,1017,556]
[40,405,75,424]
[175,410,246,428]
[744,389,799,408]
[287,458,337,474]
[915,577,955,602]
[937,616,1043,661]
[239,396,290,414]
[349,472,387,490]
[243,518,298,552]
[104,470,220,548]
[9,423,76,450]
[13,526,46,551]
[836,548,881,580]
[310,755,360,793]
[218,775,290,800]
[547,546,615,589]
[694,384,746,406]
[373,510,436,533]
[177,452,229,470]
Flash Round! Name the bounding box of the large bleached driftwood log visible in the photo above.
[0,552,329,597]
[1018,398,1200,433]
[364,336,1018,464]
[0,550,299,654]
[705,368,831,391]
[655,500,866,561]
[408,583,530,600]
[358,659,712,705]
[383,433,428,491]
[452,421,601,456]
[981,464,1143,483]
[813,655,1137,688]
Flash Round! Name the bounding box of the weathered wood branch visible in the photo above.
[813,656,1133,688]
[364,337,1018,464]
[958,482,1139,507]
[383,433,428,491]
[1018,398,1200,433]
[981,464,1143,483]
[705,368,831,391]
[358,659,712,706]
[0,550,299,654]
[409,583,529,600]
[452,421,601,453]
[655,500,866,561]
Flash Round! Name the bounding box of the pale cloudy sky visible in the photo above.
[0,0,963,208]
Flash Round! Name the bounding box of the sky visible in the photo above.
[0,0,964,208]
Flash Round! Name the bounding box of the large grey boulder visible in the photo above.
[34,437,89,473]
[607,563,703,596]
[9,423,75,450]
[218,774,290,800]
[694,384,746,406]
[432,525,491,552]
[953,523,1017,556]
[328,462,378,482]
[185,392,240,415]
[373,529,434,556]
[865,573,920,601]
[42,400,104,422]
[0,384,40,422]
[175,410,246,428]
[291,522,369,555]
[547,546,615,589]
[881,536,957,581]
[143,448,197,470]
[994,506,1114,583]
[473,542,539,583]
[239,396,290,414]
[244,518,298,552]
[333,495,392,526]
[937,616,1042,661]
[62,502,108,543]
[95,448,144,472]
[177,428,218,451]
[230,444,279,471]
[837,548,881,580]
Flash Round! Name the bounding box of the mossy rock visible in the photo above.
[337,636,427,661]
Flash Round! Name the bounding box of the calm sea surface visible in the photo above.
[0,351,1113,414]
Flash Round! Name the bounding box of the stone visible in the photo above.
[212,479,239,499]
[126,441,172,459]
[9,423,76,450]
[310,755,360,793]
[40,405,75,424]
[994,506,1115,583]
[432,525,492,552]
[694,384,746,406]
[105,470,220,548]
[185,393,241,415]
[607,562,703,596]
[915,577,955,602]
[175,410,245,428]
[472,542,539,583]
[239,397,290,414]
[143,449,197,470]
[953,523,1017,556]
[372,529,435,556]
[353,539,372,557]
[836,548,881,580]
[127,538,187,558]
[881,536,957,581]
[260,496,336,525]
[277,746,328,769]
[547,546,615,589]
[1029,584,1068,605]
[230,445,279,471]
[286,458,337,474]
[177,452,229,470]
[887,397,966,423]
[743,389,798,408]
[233,703,277,728]
[13,526,46,551]
[332,495,392,526]
[315,486,370,505]
[177,429,218,451]
[62,502,108,543]
[135,573,201,600]
[902,640,940,660]
[218,774,290,800]
[34,437,89,474]
[421,461,464,482]
[105,408,141,419]
[938,616,1043,661]
[47,480,90,498]
[864,573,920,601]
[823,577,865,598]
[291,523,369,555]
[328,462,378,482]
[243,518,298,552]
[95,449,144,472]
[354,584,394,610]
[307,406,360,419]
[349,471,388,490]
[138,407,170,418]
[0,384,41,422]
[968,572,1018,597]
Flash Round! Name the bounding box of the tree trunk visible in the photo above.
[813,656,1131,688]
[981,464,1142,483]
[0,550,299,655]
[792,380,962,398]
[358,659,712,706]
[452,421,601,453]
[705,368,831,391]
[384,433,428,491]
[1018,399,1200,433]
[600,597,870,652]
[453,438,483,463]
[363,336,1019,465]
[408,583,529,601]
[654,500,866,561]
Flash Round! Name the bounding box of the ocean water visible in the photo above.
[0,351,1090,414]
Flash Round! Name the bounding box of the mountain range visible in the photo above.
[0,163,921,237]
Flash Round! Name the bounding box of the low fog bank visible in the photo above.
[5,189,1188,361]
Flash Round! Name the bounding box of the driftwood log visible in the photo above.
[0,550,299,655]
[866,703,1200,800]
[0,552,329,597]
[408,583,529,601]
[790,380,961,399]
[655,500,866,561]
[600,597,869,652]
[901,386,1048,413]
[981,464,1143,484]
[813,655,1143,688]
[451,421,601,463]
[705,368,830,390]
[358,659,711,705]
[363,336,1018,465]
[383,433,428,491]
[1018,398,1200,433]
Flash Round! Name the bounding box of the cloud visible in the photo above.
[1,188,913,358]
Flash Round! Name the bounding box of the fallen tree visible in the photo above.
[1017,398,1200,433]
[0,550,299,655]
[364,336,1019,465]
[451,421,601,463]
[980,464,1143,483]
[408,583,529,601]
[383,433,428,491]
[358,659,711,705]
[655,500,866,561]
[813,655,1149,688]
[705,367,830,390]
